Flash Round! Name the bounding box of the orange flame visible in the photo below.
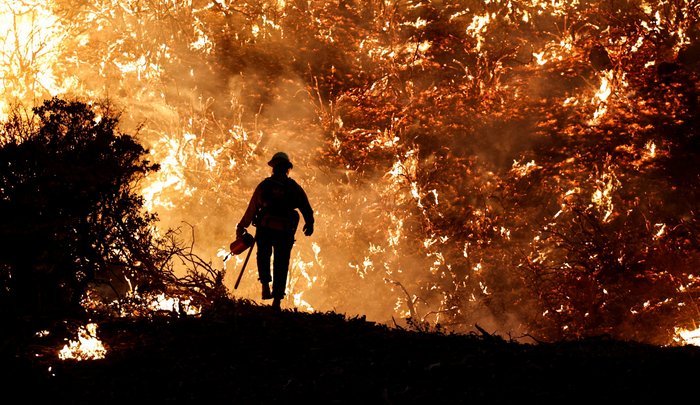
[58,323,107,361]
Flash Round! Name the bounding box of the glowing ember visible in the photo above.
[511,159,540,177]
[148,293,201,316]
[590,170,619,223]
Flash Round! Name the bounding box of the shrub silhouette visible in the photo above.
[0,97,160,319]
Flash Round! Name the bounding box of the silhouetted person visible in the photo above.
[236,152,314,310]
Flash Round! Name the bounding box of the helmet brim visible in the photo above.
[268,158,293,169]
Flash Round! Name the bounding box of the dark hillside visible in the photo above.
[3,299,699,404]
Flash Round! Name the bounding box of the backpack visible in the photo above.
[255,177,300,233]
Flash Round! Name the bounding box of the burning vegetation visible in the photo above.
[0,0,698,348]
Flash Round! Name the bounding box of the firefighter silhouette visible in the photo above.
[236,152,314,310]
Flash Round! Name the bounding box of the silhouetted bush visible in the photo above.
[0,97,161,319]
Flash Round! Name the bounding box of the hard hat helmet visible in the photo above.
[268,151,293,169]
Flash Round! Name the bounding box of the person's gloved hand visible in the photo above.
[303,223,314,236]
[236,225,246,238]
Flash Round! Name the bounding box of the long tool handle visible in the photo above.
[234,239,255,290]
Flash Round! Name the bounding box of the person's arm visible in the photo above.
[295,183,314,235]
[237,185,262,236]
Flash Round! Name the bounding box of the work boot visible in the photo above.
[261,283,272,300]
[271,297,281,311]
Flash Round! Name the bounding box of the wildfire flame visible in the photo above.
[58,323,107,361]
[674,326,700,347]
[590,70,614,125]
[0,1,69,119]
[1,0,698,346]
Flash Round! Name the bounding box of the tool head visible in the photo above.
[230,232,255,255]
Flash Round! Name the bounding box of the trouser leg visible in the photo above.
[256,236,272,284]
[271,236,294,299]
